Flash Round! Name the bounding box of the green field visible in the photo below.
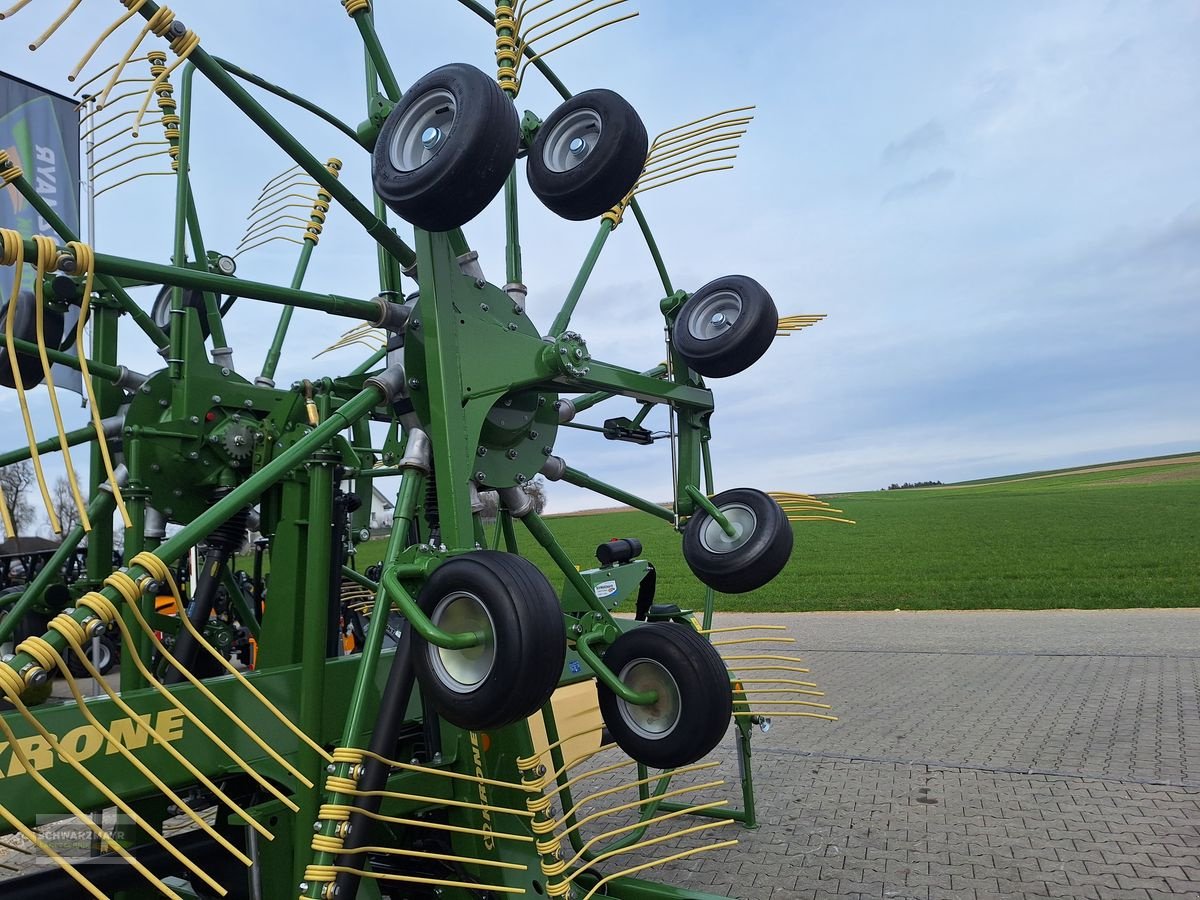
[352,455,1200,612]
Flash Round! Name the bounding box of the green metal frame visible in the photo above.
[0,3,785,898]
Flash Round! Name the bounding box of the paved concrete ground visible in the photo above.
[589,609,1200,899]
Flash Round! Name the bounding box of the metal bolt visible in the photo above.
[507,323,518,331]
[569,136,588,156]
[573,349,584,359]
[244,399,254,408]
[313,821,323,833]
[326,763,337,774]
[710,312,728,327]
[211,395,221,404]
[421,126,442,149]
[477,447,488,457]
[409,378,421,389]
[474,278,486,289]
[529,430,539,439]
[189,415,200,424]
[298,884,309,894]
[475,471,487,482]
[542,446,554,456]
[480,303,490,312]
[158,398,169,407]
[220,367,230,376]
[515,473,527,483]
[187,452,198,461]
[506,449,518,460]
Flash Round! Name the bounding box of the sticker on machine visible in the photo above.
[594,580,618,599]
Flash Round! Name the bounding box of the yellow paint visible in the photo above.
[525,680,603,768]
[0,709,187,778]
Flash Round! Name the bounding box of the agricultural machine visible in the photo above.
[0,2,846,897]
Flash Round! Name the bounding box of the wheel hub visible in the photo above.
[428,591,496,692]
[687,289,743,340]
[617,658,682,739]
[542,108,602,172]
[699,503,757,554]
[390,89,457,172]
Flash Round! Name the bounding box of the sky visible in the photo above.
[0,0,1197,523]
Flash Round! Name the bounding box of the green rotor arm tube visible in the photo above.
[0,162,169,350]
[0,490,117,643]
[132,1,416,270]
[16,237,383,323]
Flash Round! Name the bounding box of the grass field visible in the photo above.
[352,455,1200,612]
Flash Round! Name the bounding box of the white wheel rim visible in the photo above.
[87,638,111,671]
[389,88,458,172]
[542,108,603,173]
[617,657,682,740]
[686,289,743,340]
[699,502,756,554]
[427,591,496,693]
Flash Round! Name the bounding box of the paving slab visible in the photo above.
[581,609,1200,899]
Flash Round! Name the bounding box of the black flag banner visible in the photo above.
[0,70,83,393]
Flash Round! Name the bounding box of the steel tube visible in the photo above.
[131,3,416,268]
[259,239,316,383]
[19,238,381,321]
[2,169,168,349]
[550,220,612,336]
[562,466,675,523]
[0,490,116,642]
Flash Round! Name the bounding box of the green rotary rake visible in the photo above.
[0,1,847,897]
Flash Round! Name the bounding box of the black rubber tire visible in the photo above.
[372,63,519,232]
[597,623,732,769]
[412,550,565,731]
[0,290,65,389]
[527,89,648,221]
[682,488,792,594]
[671,275,778,378]
[66,632,119,678]
[151,284,211,339]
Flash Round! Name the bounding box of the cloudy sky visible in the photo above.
[1,0,1197,520]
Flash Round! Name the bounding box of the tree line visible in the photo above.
[0,460,85,539]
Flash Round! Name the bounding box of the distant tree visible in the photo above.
[112,519,125,555]
[51,470,85,533]
[477,489,500,521]
[0,461,36,537]
[885,480,943,491]
[522,476,548,514]
[475,477,547,521]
